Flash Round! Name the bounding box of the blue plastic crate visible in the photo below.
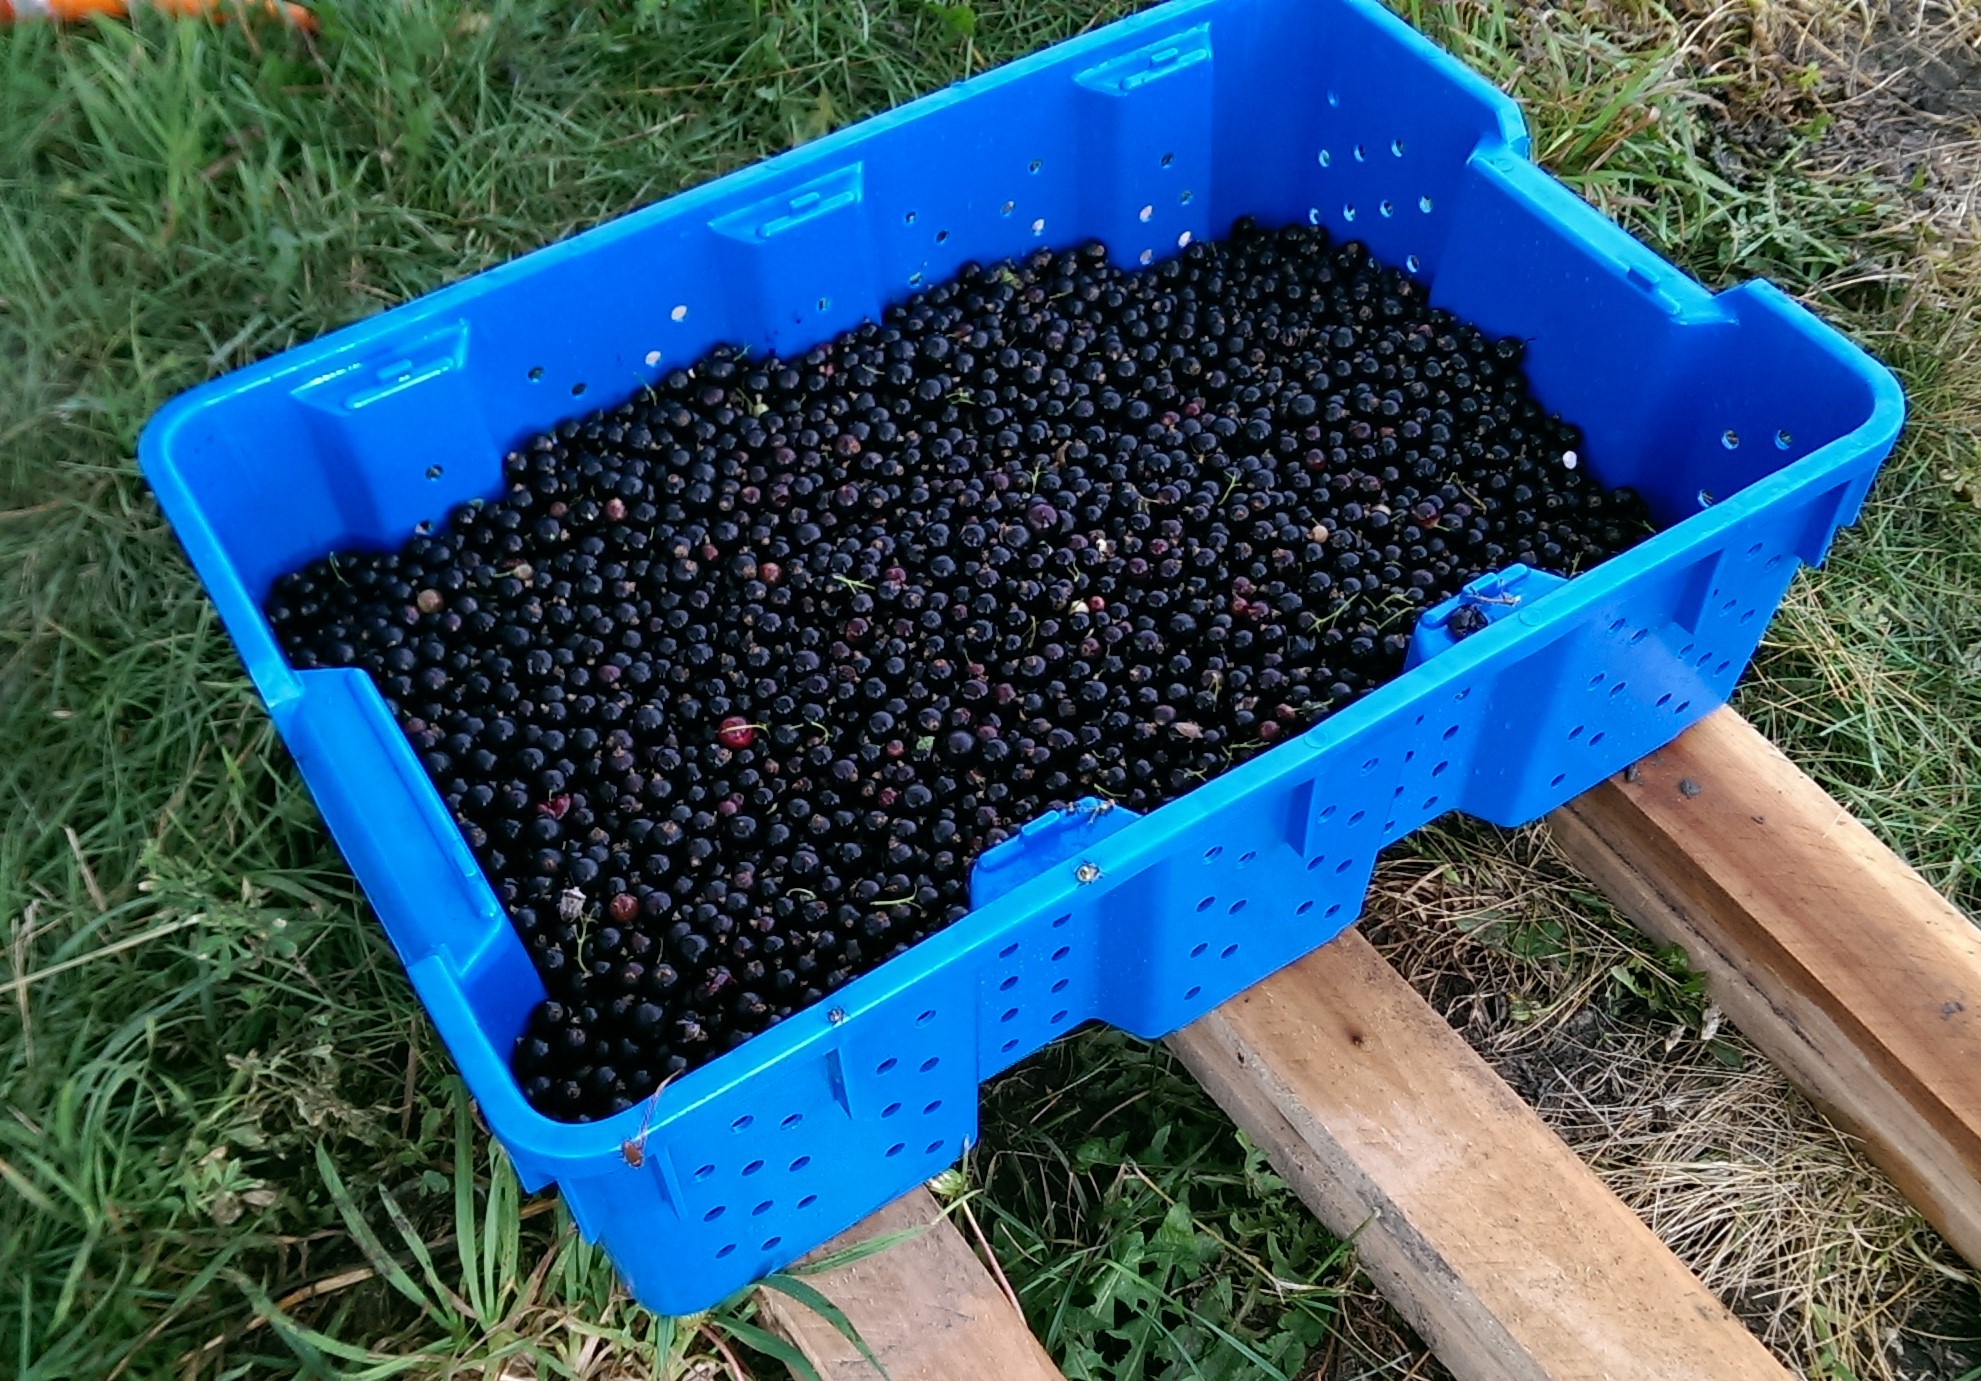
[140,0,1902,1315]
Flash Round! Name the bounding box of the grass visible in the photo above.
[2,0,1978,1377]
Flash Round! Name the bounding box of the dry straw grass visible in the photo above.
[1358,822,1980,1381]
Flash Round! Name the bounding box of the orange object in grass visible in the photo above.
[0,0,315,29]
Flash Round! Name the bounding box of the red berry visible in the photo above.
[718,716,756,749]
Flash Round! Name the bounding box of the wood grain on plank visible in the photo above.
[757,1187,1063,1381]
[1169,927,1792,1381]
[1551,706,1981,1267]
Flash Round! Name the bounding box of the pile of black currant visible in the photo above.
[268,219,1651,1121]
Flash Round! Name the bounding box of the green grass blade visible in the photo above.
[759,1270,892,1379]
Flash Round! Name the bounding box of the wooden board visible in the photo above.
[1168,927,1792,1381]
[1551,707,1981,1267]
[757,1187,1064,1381]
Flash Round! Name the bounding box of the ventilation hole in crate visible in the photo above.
[1051,946,1070,962]
[1335,857,1354,874]
[717,1243,737,1258]
[1220,943,1239,960]
[670,304,687,322]
[1052,977,1069,993]
[790,1155,811,1172]
[905,209,918,224]
[882,1101,901,1118]
[1722,596,1739,613]
[1050,1009,1069,1025]
[1656,693,1672,708]
[1676,700,1692,714]
[886,1142,904,1157]
[1362,756,1380,773]
[1765,554,1784,570]
[1589,673,1606,688]
[1326,88,1341,106]
[1307,855,1326,872]
[1680,642,1695,658]
[908,271,924,286]
[1343,203,1358,222]
[422,465,444,483]
[1348,809,1366,825]
[877,1057,897,1074]
[1029,158,1043,173]
[799,1193,818,1209]
[1000,1007,1018,1023]
[1000,200,1015,216]
[1162,150,1176,166]
[936,228,950,243]
[1697,650,1713,667]
[1569,724,1584,740]
[1138,204,1154,222]
[1454,686,1471,701]
[1551,772,1566,787]
[1747,541,1765,558]
[1589,732,1606,747]
[754,1201,774,1218]
[1406,254,1422,273]
[742,1158,765,1176]
[999,942,1019,960]
[1177,231,1193,248]
[571,381,588,397]
[1228,899,1247,915]
[1318,148,1332,167]
[1139,248,1154,264]
[999,975,1019,991]
[1052,912,1071,928]
[817,297,830,313]
[1204,845,1223,861]
[1442,723,1460,740]
[1353,144,1367,161]
[1308,207,1323,226]
[1032,218,1047,235]
[1609,682,1627,698]
[528,365,544,381]
[916,1009,937,1026]
[1380,200,1394,217]
[1191,941,1209,957]
[414,520,432,536]
[1185,985,1203,1000]
[1722,429,1741,449]
[1423,795,1440,810]
[1775,429,1793,449]
[1740,608,1756,625]
[1326,902,1343,918]
[1239,849,1257,865]
[1001,1038,1018,1053]
[1296,900,1315,915]
[1180,188,1194,204]
[645,350,664,368]
[1320,803,1338,821]
[1403,749,1415,764]
[704,1206,726,1222]
[694,1163,715,1181]
[919,1056,940,1072]
[924,1099,943,1116]
[732,1114,754,1131]
[1431,760,1448,777]
[1419,195,1434,213]
[1716,659,1731,674]
[1608,617,1627,633]
[1698,488,1716,507]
